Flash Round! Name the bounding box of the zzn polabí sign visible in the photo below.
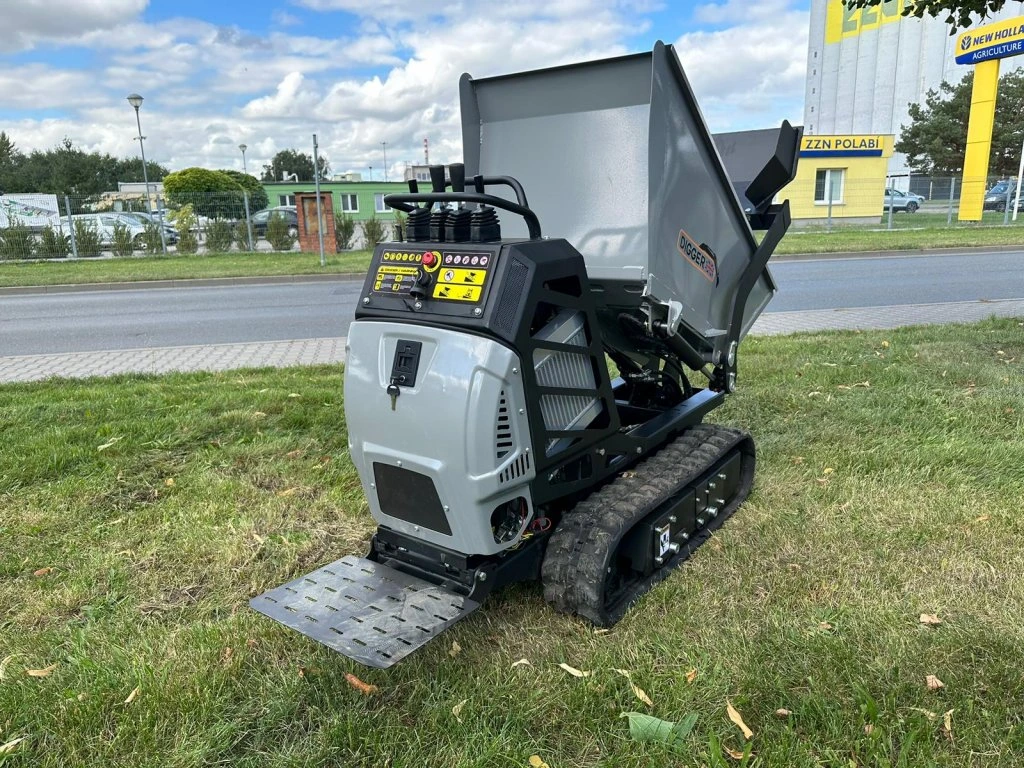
[799,135,885,158]
[956,16,1024,65]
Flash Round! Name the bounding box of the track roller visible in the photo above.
[541,424,755,626]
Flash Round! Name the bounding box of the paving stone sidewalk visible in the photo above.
[1,298,1022,384]
[0,337,348,383]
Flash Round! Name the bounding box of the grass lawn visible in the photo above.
[774,221,1024,254]
[0,250,374,289]
[2,319,1023,766]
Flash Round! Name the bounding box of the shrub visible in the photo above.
[266,212,296,251]
[141,223,164,253]
[205,219,234,253]
[38,225,70,259]
[73,220,102,257]
[173,205,199,254]
[335,212,356,250]
[0,219,36,259]
[111,222,135,257]
[233,220,252,251]
[163,168,244,219]
[359,216,387,248]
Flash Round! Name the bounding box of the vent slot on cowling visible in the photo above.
[498,452,531,484]
[531,309,601,456]
[495,390,513,460]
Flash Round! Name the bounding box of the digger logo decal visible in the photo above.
[677,229,718,285]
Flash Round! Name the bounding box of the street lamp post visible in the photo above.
[126,93,167,254]
[368,165,373,182]
[381,141,388,182]
[238,143,254,252]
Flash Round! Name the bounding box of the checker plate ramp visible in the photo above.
[250,555,480,669]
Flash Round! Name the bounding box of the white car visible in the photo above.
[71,213,147,247]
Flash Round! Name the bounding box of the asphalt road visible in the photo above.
[1,250,1022,356]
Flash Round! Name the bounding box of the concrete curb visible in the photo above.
[773,244,1024,261]
[0,272,366,296]
[2,244,1021,295]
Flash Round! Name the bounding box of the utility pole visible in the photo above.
[313,134,326,267]
[381,141,388,182]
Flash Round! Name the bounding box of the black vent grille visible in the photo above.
[494,259,529,336]
[495,390,513,460]
[498,452,531,484]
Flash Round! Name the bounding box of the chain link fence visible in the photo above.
[0,191,403,261]
[0,178,1021,261]
[787,175,1023,231]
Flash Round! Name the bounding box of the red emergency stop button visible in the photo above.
[421,251,441,272]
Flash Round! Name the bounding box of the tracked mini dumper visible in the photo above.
[251,42,800,668]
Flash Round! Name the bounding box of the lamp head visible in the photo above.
[127,93,144,110]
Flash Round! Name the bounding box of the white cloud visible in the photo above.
[1,0,811,180]
[242,72,320,118]
[1,0,148,53]
[675,5,809,131]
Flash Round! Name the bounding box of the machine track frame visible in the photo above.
[541,423,755,626]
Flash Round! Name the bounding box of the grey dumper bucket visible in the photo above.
[460,41,798,367]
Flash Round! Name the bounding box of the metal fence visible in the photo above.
[0,191,404,261]
[787,175,1023,231]
[0,178,1021,261]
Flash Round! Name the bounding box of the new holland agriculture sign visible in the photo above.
[956,17,1024,65]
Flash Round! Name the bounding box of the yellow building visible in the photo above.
[785,134,894,223]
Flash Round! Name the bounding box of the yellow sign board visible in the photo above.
[800,134,890,158]
[955,16,1024,64]
[825,0,906,44]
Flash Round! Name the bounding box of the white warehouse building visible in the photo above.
[804,0,1024,182]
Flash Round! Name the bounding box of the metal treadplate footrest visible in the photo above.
[250,555,480,669]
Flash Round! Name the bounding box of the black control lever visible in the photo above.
[385,192,541,240]
[449,163,466,193]
[429,164,447,194]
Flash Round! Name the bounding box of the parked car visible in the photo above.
[118,211,179,244]
[71,213,147,248]
[983,180,1019,212]
[250,206,298,237]
[883,188,925,213]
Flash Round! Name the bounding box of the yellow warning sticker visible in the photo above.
[437,267,486,286]
[433,283,482,302]
[378,265,418,276]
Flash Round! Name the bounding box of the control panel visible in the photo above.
[362,243,502,319]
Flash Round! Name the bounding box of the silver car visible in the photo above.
[883,188,925,213]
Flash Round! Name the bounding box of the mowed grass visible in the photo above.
[774,221,1024,255]
[1,319,1023,766]
[0,250,374,288]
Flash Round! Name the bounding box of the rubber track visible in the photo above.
[541,423,755,626]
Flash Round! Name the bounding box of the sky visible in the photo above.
[1,0,811,179]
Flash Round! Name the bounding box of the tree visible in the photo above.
[163,168,245,219]
[220,170,269,212]
[844,0,1007,31]
[896,68,1024,176]
[0,136,166,198]
[260,149,330,182]
[0,132,21,192]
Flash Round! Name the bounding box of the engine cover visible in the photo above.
[344,321,535,557]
